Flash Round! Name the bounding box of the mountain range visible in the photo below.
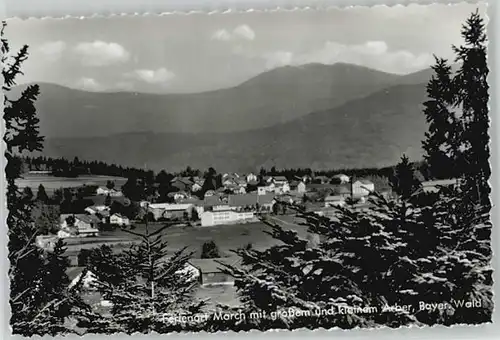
[15,62,437,172]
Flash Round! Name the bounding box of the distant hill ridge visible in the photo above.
[13,62,434,140]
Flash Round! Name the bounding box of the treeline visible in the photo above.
[20,155,156,179]
[259,160,431,181]
[22,155,434,184]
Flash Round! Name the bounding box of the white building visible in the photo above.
[60,214,100,237]
[96,187,123,197]
[110,213,130,226]
[84,205,109,215]
[332,174,350,184]
[352,180,375,197]
[257,183,275,195]
[246,173,258,183]
[200,209,255,227]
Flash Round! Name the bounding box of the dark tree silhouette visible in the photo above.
[452,9,490,208]
[106,180,115,190]
[3,21,79,335]
[201,241,221,259]
[36,184,49,203]
[389,155,422,200]
[422,57,461,179]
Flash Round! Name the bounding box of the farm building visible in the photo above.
[60,214,100,237]
[148,203,194,220]
[110,213,130,226]
[187,257,243,286]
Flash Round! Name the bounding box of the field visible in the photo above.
[66,217,311,307]
[15,174,128,193]
[65,218,311,263]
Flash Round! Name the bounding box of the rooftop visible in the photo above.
[188,257,242,274]
[148,203,194,210]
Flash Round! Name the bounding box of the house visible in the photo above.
[324,195,346,208]
[60,214,100,237]
[110,213,130,226]
[97,209,110,223]
[204,190,216,197]
[273,176,288,185]
[235,186,246,194]
[36,235,58,251]
[167,191,189,202]
[228,193,275,212]
[191,182,203,192]
[66,267,112,308]
[352,180,375,197]
[290,181,307,193]
[263,176,273,184]
[187,257,243,286]
[148,203,194,220]
[246,173,258,183]
[332,184,351,198]
[302,174,313,184]
[96,187,123,197]
[84,205,109,215]
[312,176,330,184]
[170,177,194,192]
[223,178,237,187]
[331,174,350,184]
[257,183,275,195]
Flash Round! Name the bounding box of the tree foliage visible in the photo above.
[201,241,221,259]
[389,154,422,200]
[77,223,206,333]
[423,9,490,208]
[3,21,82,335]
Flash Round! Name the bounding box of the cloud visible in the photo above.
[233,25,255,41]
[125,67,175,84]
[76,77,102,91]
[263,41,433,74]
[211,29,232,41]
[74,41,130,66]
[211,25,255,41]
[38,41,66,60]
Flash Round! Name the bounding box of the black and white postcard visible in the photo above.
[2,1,493,336]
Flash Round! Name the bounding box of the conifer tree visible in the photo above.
[3,21,80,335]
[22,186,33,200]
[452,9,490,208]
[78,217,206,333]
[212,188,492,332]
[389,155,422,200]
[36,183,49,203]
[422,57,461,179]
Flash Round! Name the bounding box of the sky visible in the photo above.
[5,2,488,93]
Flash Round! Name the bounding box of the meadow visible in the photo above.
[15,174,128,193]
[64,218,310,264]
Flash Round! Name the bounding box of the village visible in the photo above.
[28,165,459,310]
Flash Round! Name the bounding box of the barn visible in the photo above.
[187,257,242,286]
